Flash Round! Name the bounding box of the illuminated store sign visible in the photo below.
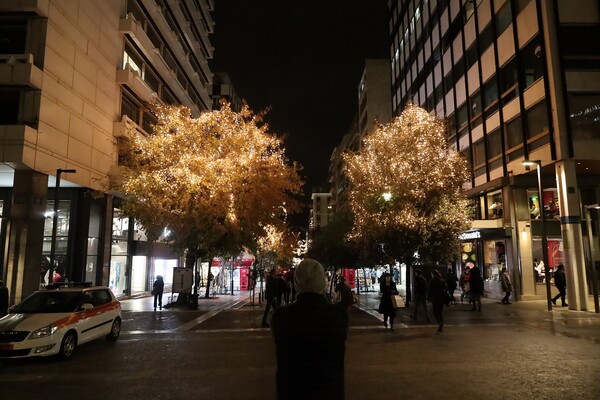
[459,231,481,240]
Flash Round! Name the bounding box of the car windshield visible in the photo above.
[13,291,86,313]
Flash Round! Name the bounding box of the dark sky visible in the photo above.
[209,0,389,195]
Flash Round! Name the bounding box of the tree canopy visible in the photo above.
[113,102,303,261]
[343,104,472,265]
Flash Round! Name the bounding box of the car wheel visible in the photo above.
[106,318,121,341]
[59,331,77,360]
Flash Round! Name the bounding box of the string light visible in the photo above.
[343,104,472,261]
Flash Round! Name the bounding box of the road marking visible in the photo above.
[354,303,409,329]
[173,299,247,331]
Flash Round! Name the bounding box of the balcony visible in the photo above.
[0,0,49,16]
[0,54,43,89]
[116,66,158,103]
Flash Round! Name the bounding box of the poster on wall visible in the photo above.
[547,240,564,270]
[172,267,193,294]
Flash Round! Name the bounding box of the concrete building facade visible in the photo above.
[0,0,215,304]
[388,0,600,309]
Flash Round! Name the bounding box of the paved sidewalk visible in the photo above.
[120,290,253,312]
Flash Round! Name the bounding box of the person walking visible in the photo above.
[445,267,458,304]
[428,270,447,332]
[500,267,513,304]
[271,259,349,400]
[551,264,568,307]
[469,267,484,312]
[261,268,278,327]
[152,275,164,311]
[410,269,429,322]
[459,266,471,303]
[377,272,399,331]
[0,280,9,317]
[335,276,354,309]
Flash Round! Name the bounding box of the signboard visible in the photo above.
[172,267,193,294]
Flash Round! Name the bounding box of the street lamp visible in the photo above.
[584,204,600,313]
[523,160,552,311]
[48,168,76,286]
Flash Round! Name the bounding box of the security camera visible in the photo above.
[534,45,542,58]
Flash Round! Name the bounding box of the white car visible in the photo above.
[0,284,122,360]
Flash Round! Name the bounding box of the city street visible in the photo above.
[1,292,599,400]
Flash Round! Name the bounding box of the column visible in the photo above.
[4,170,48,305]
[556,160,588,310]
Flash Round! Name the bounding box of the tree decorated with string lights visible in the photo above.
[343,104,471,301]
[113,102,303,277]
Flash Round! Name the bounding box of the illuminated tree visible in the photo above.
[343,104,472,300]
[114,102,303,273]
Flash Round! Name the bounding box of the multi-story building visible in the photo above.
[329,60,393,213]
[388,0,599,309]
[0,0,215,304]
[309,192,333,233]
[211,71,242,111]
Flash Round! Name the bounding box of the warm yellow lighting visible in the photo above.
[522,160,540,167]
[382,192,392,201]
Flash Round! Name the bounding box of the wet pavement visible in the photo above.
[1,290,599,399]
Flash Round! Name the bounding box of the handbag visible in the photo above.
[391,294,405,308]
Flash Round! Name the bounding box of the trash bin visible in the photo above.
[188,293,199,310]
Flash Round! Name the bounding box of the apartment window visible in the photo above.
[526,100,549,139]
[483,76,499,118]
[479,23,494,53]
[121,94,140,124]
[457,103,469,129]
[487,128,502,159]
[0,19,27,54]
[142,111,157,134]
[514,0,533,15]
[473,139,486,167]
[568,93,600,139]
[499,58,518,102]
[463,0,476,23]
[123,43,143,76]
[0,89,20,124]
[521,36,545,87]
[470,91,482,120]
[465,43,478,70]
[495,2,512,37]
[559,25,600,59]
[505,116,523,150]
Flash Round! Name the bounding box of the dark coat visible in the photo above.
[445,271,458,292]
[428,277,447,306]
[414,274,427,297]
[265,274,277,300]
[469,268,484,296]
[378,281,399,316]
[554,269,566,289]
[0,285,9,316]
[271,292,349,400]
[336,282,353,308]
[152,278,164,295]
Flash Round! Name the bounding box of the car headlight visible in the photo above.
[29,325,59,340]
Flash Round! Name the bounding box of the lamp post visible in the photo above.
[523,160,552,311]
[48,168,76,286]
[584,204,600,313]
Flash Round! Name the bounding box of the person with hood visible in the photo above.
[152,275,165,311]
[271,259,349,400]
[469,267,484,312]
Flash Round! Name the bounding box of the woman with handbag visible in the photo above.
[377,273,399,331]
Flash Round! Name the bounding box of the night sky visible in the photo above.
[209,0,389,197]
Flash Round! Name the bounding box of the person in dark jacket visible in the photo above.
[0,280,9,317]
[428,270,447,332]
[271,259,349,400]
[378,272,399,331]
[335,276,354,309]
[261,268,278,327]
[410,269,429,322]
[445,267,458,304]
[500,267,513,304]
[551,264,568,307]
[152,275,165,311]
[469,267,484,312]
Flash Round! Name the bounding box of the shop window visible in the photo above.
[526,100,549,139]
[505,116,523,150]
[487,190,503,219]
[42,200,72,284]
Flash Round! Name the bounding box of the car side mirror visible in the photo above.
[80,303,94,311]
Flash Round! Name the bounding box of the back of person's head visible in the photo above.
[557,264,564,271]
[294,259,327,294]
